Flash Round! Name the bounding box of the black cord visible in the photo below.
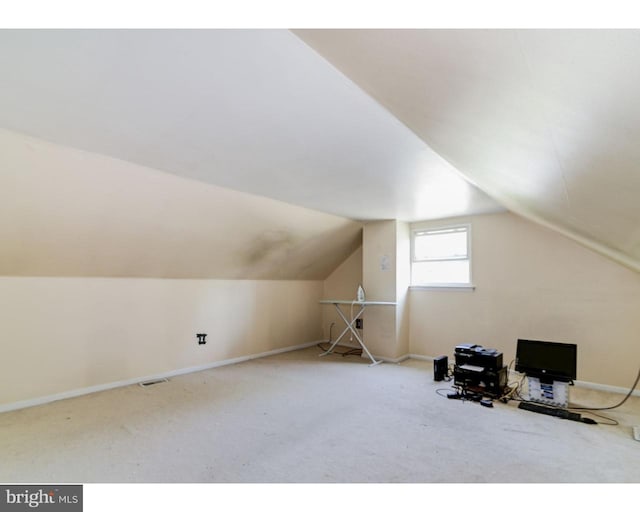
[509,362,639,423]
[570,367,640,412]
[501,359,526,402]
[578,410,619,426]
[316,342,362,357]
[320,322,363,357]
[441,364,455,382]
[501,360,526,402]
[438,359,637,426]
[443,386,486,402]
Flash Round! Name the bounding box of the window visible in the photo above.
[411,224,472,287]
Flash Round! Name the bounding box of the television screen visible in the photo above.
[515,339,577,382]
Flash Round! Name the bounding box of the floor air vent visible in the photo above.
[139,378,169,388]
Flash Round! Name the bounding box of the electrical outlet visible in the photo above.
[355,319,363,329]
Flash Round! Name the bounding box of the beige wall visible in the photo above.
[5,126,638,406]
[0,277,323,408]
[0,128,357,411]
[363,221,397,301]
[362,221,398,358]
[409,212,640,388]
[395,221,411,357]
[360,221,410,360]
[0,128,361,280]
[321,246,363,343]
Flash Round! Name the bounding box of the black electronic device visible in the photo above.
[518,401,580,420]
[480,398,493,408]
[515,339,577,383]
[453,365,507,397]
[454,344,503,370]
[434,355,448,381]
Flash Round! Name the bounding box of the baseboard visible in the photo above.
[8,345,634,414]
[318,339,361,350]
[407,354,434,362]
[0,340,321,414]
[505,370,640,397]
[317,340,411,364]
[377,353,411,364]
[573,379,640,397]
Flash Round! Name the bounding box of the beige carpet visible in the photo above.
[1,346,639,483]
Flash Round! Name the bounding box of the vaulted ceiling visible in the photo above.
[0,29,498,222]
[1,29,639,277]
[295,29,640,272]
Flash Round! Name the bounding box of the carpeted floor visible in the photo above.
[1,346,639,483]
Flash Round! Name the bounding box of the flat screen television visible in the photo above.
[515,339,577,383]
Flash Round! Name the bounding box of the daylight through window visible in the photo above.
[411,225,471,286]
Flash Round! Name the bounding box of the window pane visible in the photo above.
[412,260,470,285]
[415,230,467,260]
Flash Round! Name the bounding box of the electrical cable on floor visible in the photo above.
[316,342,362,357]
[499,359,526,402]
[569,370,640,426]
[568,367,640,412]
[502,358,634,425]
[506,366,634,425]
[578,410,619,426]
[499,383,519,402]
[317,321,363,357]
[443,363,454,382]
[438,359,636,426]
[316,343,363,357]
[436,385,486,403]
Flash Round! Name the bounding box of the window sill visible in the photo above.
[410,284,476,291]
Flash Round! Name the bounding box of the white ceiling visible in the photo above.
[2,29,640,273]
[0,29,500,223]
[295,29,640,271]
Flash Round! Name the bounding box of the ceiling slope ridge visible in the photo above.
[0,29,501,223]
[289,28,505,213]
[292,29,640,275]
[483,186,640,274]
[340,93,640,273]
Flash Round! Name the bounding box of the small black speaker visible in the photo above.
[434,355,448,381]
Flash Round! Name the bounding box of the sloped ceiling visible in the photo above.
[294,29,640,272]
[0,29,499,223]
[4,29,639,278]
[0,128,362,279]
[0,29,503,279]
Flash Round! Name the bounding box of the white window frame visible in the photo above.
[410,223,474,289]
